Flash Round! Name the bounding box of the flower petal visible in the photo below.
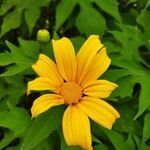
[78,96,120,129]
[76,35,103,84]
[27,77,59,95]
[63,105,92,150]
[32,54,63,86]
[52,38,76,81]
[31,94,64,117]
[80,48,111,86]
[83,80,118,98]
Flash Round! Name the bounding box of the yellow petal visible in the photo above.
[31,94,64,117]
[76,35,103,84]
[32,54,63,86]
[80,48,111,87]
[78,96,120,129]
[82,96,120,118]
[83,80,118,98]
[63,105,92,150]
[27,77,59,95]
[52,38,76,81]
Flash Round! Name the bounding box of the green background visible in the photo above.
[0,0,150,149]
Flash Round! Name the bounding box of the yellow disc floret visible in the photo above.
[60,82,82,104]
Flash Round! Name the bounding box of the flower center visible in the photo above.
[59,81,82,105]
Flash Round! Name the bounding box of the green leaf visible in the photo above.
[25,8,40,35]
[125,134,136,150]
[55,0,77,30]
[142,113,150,143]
[111,76,135,98]
[102,68,131,83]
[94,144,108,150]
[93,121,138,150]
[92,0,121,21]
[103,39,122,53]
[0,39,40,76]
[39,42,54,59]
[0,78,6,100]
[92,135,101,144]
[0,64,28,77]
[0,131,15,149]
[0,0,50,36]
[71,37,85,52]
[137,10,150,34]
[134,135,150,150]
[0,10,21,36]
[110,25,143,59]
[5,144,21,150]
[102,130,127,150]
[141,143,150,150]
[106,54,150,118]
[93,123,127,150]
[0,103,31,136]
[32,138,54,150]
[144,0,150,10]
[18,38,40,59]
[135,76,150,118]
[24,0,50,34]
[6,41,33,64]
[0,53,14,66]
[137,10,150,43]
[76,1,106,36]
[0,75,26,110]
[0,0,16,15]
[114,100,142,136]
[20,106,64,150]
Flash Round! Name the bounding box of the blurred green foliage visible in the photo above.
[0,0,150,149]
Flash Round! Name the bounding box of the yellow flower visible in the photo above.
[27,35,120,150]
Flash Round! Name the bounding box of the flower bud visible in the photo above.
[37,29,50,43]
